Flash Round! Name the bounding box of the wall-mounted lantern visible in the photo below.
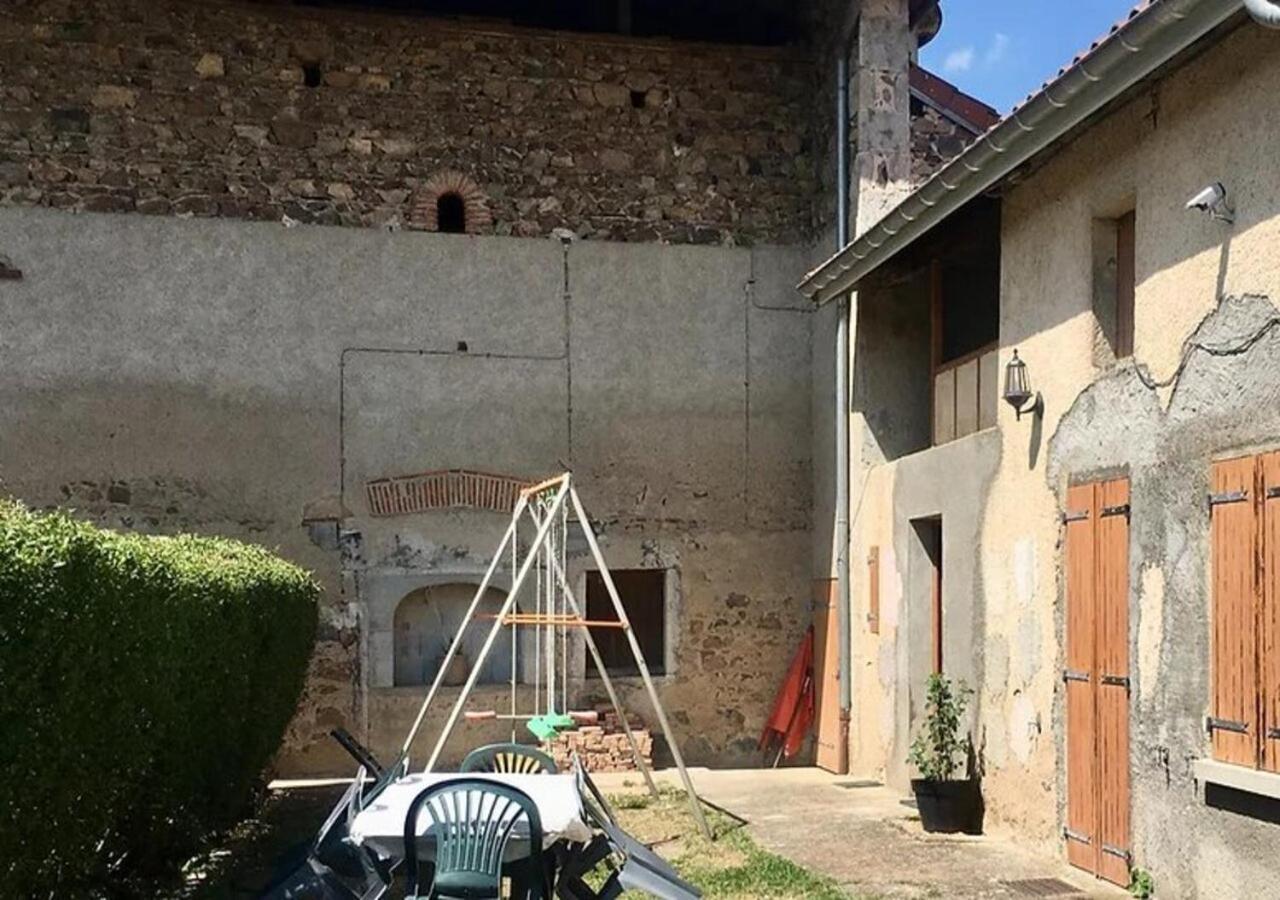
[1003,349,1043,421]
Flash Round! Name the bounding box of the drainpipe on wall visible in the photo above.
[1244,0,1280,27]
[834,51,853,776]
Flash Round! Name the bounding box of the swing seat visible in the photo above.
[527,713,574,741]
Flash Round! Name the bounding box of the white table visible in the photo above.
[349,772,594,861]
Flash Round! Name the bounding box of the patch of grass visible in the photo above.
[607,789,853,900]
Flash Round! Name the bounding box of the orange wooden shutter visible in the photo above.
[1095,478,1131,886]
[1064,482,1098,873]
[1210,455,1259,767]
[1261,452,1280,773]
[867,546,880,634]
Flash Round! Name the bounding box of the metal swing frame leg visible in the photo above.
[400,496,526,766]
[526,507,661,801]
[568,485,713,839]
[422,478,572,773]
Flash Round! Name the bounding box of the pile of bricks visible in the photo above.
[543,708,653,773]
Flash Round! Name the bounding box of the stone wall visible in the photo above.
[0,0,816,244]
[909,101,974,187]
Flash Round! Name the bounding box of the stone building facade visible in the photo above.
[0,0,816,243]
[0,0,986,776]
[802,4,1280,897]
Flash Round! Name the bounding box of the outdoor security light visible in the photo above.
[1186,182,1234,224]
[1003,350,1043,421]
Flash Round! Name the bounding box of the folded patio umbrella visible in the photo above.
[759,626,814,760]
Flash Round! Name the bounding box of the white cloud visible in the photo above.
[985,32,1011,66]
[943,46,975,73]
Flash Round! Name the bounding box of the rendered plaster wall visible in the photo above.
[0,206,812,775]
[1001,20,1280,892]
[845,18,1280,888]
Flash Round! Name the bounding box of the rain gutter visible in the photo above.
[799,0,1247,304]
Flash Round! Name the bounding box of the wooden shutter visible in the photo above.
[1064,478,1131,886]
[1262,452,1280,773]
[867,546,880,634]
[1064,482,1098,873]
[1095,479,1131,886]
[1210,456,1259,767]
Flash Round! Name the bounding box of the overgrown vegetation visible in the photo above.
[0,502,318,896]
[907,673,972,781]
[608,788,853,899]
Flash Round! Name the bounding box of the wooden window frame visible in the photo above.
[930,259,999,446]
[1115,210,1136,358]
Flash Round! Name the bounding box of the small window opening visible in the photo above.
[456,340,468,353]
[586,569,666,676]
[303,63,323,88]
[1092,209,1136,360]
[630,89,646,109]
[436,192,467,234]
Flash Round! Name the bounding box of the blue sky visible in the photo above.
[919,1,1139,113]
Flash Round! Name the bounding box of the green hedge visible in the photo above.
[0,502,318,895]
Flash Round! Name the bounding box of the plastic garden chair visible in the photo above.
[403,778,547,900]
[460,742,559,775]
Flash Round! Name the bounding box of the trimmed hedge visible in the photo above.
[0,502,318,895]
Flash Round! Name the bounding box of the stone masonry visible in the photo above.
[0,0,819,245]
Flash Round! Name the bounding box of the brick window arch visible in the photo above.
[412,171,492,234]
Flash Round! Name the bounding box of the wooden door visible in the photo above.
[813,579,844,772]
[1064,478,1131,886]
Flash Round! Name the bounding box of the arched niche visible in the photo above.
[392,583,513,687]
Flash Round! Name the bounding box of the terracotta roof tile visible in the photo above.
[909,63,1001,133]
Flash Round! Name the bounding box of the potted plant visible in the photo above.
[435,631,471,687]
[907,672,982,834]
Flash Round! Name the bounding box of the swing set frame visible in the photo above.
[398,472,712,838]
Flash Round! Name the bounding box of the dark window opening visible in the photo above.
[937,260,999,365]
[456,340,468,353]
[303,63,323,88]
[630,89,646,109]
[436,192,467,233]
[909,517,943,676]
[586,569,665,676]
[1093,209,1136,360]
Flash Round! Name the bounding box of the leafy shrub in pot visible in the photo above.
[907,672,982,833]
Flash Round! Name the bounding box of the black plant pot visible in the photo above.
[910,778,983,834]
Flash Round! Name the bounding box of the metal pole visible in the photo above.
[423,480,571,772]
[568,484,713,839]
[527,506,661,799]
[834,48,853,774]
[401,498,525,762]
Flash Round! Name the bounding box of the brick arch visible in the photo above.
[411,171,492,234]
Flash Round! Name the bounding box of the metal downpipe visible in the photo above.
[834,52,852,775]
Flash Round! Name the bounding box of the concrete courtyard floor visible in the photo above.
[594,767,1129,899]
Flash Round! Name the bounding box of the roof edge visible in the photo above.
[800,0,1245,304]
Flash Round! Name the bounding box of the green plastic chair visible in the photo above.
[460,742,559,775]
[403,778,546,900]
